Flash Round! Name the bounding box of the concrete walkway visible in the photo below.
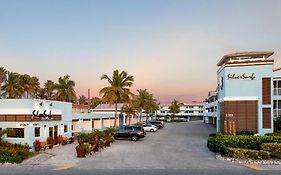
[22,142,80,167]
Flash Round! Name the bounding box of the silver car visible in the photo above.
[143,123,158,132]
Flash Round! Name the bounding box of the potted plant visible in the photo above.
[57,135,63,144]
[76,143,90,158]
[33,139,41,152]
[68,137,74,144]
[47,137,54,149]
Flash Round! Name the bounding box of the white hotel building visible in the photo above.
[203,91,218,125]
[0,100,139,147]
[212,51,281,135]
[156,102,204,121]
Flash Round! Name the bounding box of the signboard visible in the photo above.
[227,73,256,80]
[32,110,53,120]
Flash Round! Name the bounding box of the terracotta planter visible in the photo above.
[49,144,53,149]
[105,141,110,147]
[34,147,41,152]
[76,145,85,158]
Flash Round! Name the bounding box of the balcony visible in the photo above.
[273,88,281,96]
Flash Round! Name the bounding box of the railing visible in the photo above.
[273,109,281,118]
[273,88,281,96]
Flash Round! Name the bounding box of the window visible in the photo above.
[7,128,24,138]
[64,125,68,133]
[34,127,40,137]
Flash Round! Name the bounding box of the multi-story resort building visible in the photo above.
[215,51,281,135]
[156,102,204,121]
[203,91,218,125]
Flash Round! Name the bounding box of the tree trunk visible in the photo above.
[114,103,117,128]
[0,82,2,99]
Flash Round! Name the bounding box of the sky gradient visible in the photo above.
[1,0,281,103]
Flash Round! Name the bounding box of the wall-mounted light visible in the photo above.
[39,102,43,106]
[50,103,52,107]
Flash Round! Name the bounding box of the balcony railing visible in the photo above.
[273,88,281,96]
[273,109,281,118]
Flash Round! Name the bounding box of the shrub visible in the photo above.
[225,147,270,160]
[265,133,281,136]
[82,143,91,156]
[0,142,31,164]
[207,133,281,154]
[33,140,41,152]
[262,143,281,159]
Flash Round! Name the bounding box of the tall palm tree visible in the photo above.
[36,88,47,99]
[55,75,77,102]
[169,99,181,122]
[121,103,136,125]
[44,80,55,100]
[0,67,7,98]
[2,72,23,99]
[19,74,31,98]
[99,70,134,127]
[28,76,40,98]
[135,89,159,122]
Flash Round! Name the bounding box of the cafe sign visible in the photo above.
[227,73,256,80]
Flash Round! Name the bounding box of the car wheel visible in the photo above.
[131,135,138,141]
[150,129,154,132]
[114,136,118,140]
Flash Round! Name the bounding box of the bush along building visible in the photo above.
[216,51,281,135]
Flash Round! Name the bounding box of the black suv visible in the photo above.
[114,126,145,141]
[148,121,164,129]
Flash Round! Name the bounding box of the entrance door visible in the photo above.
[54,125,58,145]
[49,127,53,138]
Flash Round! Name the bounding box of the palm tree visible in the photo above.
[0,67,7,98]
[44,80,55,100]
[78,95,87,105]
[36,88,47,99]
[28,76,40,98]
[19,74,31,98]
[135,89,159,122]
[55,75,77,102]
[121,103,136,125]
[99,70,134,127]
[169,99,181,122]
[90,97,101,108]
[2,72,23,99]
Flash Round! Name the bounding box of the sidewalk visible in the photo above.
[22,143,80,167]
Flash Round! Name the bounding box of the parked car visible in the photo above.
[114,126,145,141]
[131,126,146,135]
[143,123,158,132]
[148,121,164,129]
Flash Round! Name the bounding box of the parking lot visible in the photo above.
[78,121,245,170]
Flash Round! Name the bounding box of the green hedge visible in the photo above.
[225,148,270,160]
[0,141,32,164]
[262,143,281,159]
[207,133,281,154]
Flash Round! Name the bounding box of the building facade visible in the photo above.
[157,102,204,121]
[216,51,281,135]
[203,91,218,125]
[0,99,72,147]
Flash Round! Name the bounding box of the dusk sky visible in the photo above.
[1,0,281,103]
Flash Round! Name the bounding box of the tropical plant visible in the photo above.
[99,70,134,127]
[78,95,87,105]
[168,100,181,121]
[90,97,101,108]
[0,67,7,98]
[2,72,23,98]
[121,103,136,125]
[44,80,55,100]
[134,89,159,122]
[55,75,77,102]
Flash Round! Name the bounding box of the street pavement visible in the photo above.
[0,121,281,175]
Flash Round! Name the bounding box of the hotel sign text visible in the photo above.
[227,73,256,80]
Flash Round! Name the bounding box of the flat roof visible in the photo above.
[217,51,274,66]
